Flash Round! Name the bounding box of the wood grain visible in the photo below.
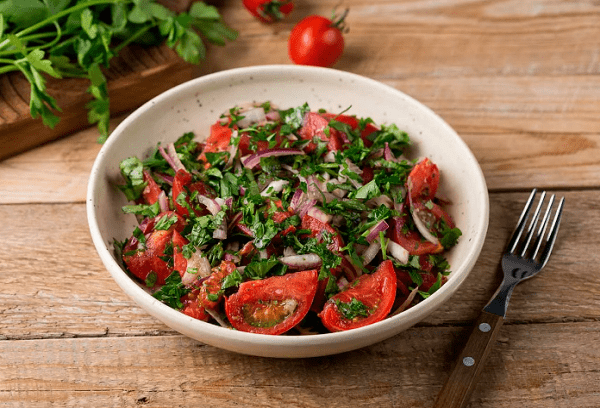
[0,323,599,407]
[1,1,599,407]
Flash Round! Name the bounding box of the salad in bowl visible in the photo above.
[114,101,462,335]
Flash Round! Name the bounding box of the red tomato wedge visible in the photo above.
[407,158,439,203]
[141,170,162,205]
[298,111,344,152]
[199,261,236,310]
[321,113,378,147]
[180,289,210,322]
[319,260,397,332]
[172,169,214,217]
[301,214,344,252]
[224,269,318,335]
[123,229,173,286]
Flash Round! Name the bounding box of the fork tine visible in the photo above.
[507,189,537,253]
[519,191,547,257]
[530,194,555,259]
[538,196,565,268]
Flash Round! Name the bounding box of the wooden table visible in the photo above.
[1,1,599,406]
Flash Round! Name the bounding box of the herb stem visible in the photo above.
[0,0,126,50]
[112,24,155,55]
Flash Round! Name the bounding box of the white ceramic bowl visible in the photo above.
[87,65,489,358]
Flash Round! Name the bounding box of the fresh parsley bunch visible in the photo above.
[0,0,237,142]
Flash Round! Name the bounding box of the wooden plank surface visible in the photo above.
[0,191,597,340]
[1,324,599,408]
[1,0,599,407]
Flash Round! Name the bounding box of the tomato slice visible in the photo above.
[141,170,162,205]
[298,112,344,152]
[301,214,344,252]
[123,229,173,286]
[321,113,378,147]
[172,169,214,217]
[199,260,236,310]
[180,289,210,322]
[319,260,397,332]
[407,158,439,203]
[224,269,319,335]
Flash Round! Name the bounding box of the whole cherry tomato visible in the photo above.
[243,0,294,23]
[288,10,348,67]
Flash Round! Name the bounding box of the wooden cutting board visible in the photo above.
[0,0,197,161]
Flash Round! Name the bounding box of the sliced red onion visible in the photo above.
[307,207,333,224]
[260,179,289,197]
[323,151,336,163]
[227,212,243,230]
[181,252,211,286]
[236,107,267,128]
[289,189,305,210]
[239,185,246,196]
[366,195,394,209]
[223,253,241,263]
[242,148,305,169]
[362,240,381,265]
[342,256,360,280]
[384,142,396,162]
[297,199,317,218]
[205,308,231,328]
[158,144,185,173]
[366,220,389,243]
[391,287,419,316]
[337,276,350,291]
[156,191,168,213]
[345,158,363,176]
[279,254,322,269]
[259,250,268,259]
[197,194,221,215]
[213,227,227,240]
[283,246,298,257]
[154,172,173,186]
[167,143,186,172]
[265,110,280,121]
[354,243,368,256]
[412,206,440,245]
[387,240,409,264]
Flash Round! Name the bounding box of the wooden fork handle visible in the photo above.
[433,311,504,408]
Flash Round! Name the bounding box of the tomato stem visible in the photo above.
[329,8,350,33]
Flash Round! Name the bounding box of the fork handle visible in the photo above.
[432,311,504,408]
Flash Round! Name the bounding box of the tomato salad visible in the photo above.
[115,102,462,335]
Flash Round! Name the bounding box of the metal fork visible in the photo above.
[433,189,565,408]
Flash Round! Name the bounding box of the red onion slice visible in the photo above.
[260,179,289,197]
[411,206,440,245]
[279,254,322,269]
[157,191,169,213]
[167,143,186,172]
[390,287,419,316]
[387,240,409,264]
[296,199,317,218]
[236,107,267,128]
[307,207,333,224]
[362,240,381,265]
[242,148,305,169]
[289,189,305,210]
[366,220,389,243]
[197,195,221,215]
[384,142,396,162]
